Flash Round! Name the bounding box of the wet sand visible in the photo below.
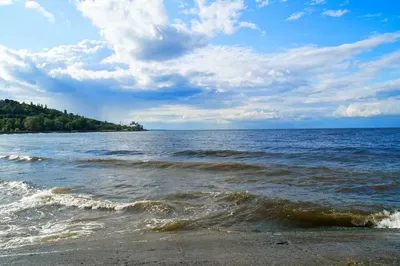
[1,230,400,265]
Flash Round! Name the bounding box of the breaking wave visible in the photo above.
[0,155,44,162]
[1,179,399,249]
[376,211,400,229]
[0,180,34,196]
[2,180,399,230]
[0,189,176,216]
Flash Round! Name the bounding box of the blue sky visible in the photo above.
[0,0,399,129]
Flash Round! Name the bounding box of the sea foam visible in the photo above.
[0,155,43,161]
[0,184,171,217]
[377,211,400,229]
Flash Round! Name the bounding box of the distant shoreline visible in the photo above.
[1,99,145,134]
[0,130,147,135]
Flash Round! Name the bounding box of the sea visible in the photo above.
[0,129,399,250]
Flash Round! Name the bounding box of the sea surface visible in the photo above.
[1,129,399,250]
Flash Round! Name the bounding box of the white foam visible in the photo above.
[0,220,104,249]
[0,180,33,197]
[0,154,42,161]
[0,186,169,218]
[0,190,117,217]
[0,186,114,249]
[377,211,400,229]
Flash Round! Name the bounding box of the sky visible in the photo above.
[0,0,399,129]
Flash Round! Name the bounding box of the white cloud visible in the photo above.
[334,100,400,117]
[255,0,270,8]
[25,0,56,24]
[76,0,208,63]
[308,0,326,5]
[74,0,261,90]
[191,0,257,36]
[127,104,278,124]
[101,31,397,117]
[334,103,381,117]
[256,0,288,7]
[322,9,349,17]
[0,0,12,5]
[286,12,305,21]
[239,21,259,30]
[361,13,382,18]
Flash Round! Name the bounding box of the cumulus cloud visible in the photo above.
[322,9,349,17]
[191,0,257,36]
[286,12,305,21]
[25,0,56,24]
[76,0,207,62]
[75,0,259,64]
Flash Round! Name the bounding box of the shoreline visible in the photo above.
[1,229,399,265]
[0,130,147,135]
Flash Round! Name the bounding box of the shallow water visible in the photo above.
[0,129,399,249]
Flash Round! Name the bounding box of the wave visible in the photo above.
[173,149,267,158]
[377,211,400,228]
[76,158,340,177]
[247,201,385,228]
[79,159,266,172]
[151,219,192,232]
[86,149,144,156]
[0,180,37,205]
[0,155,45,162]
[162,191,396,229]
[1,180,399,232]
[0,190,177,217]
[0,180,34,196]
[336,182,397,193]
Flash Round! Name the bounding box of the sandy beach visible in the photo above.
[1,229,399,265]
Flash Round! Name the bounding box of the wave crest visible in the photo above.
[377,211,400,228]
[0,155,44,162]
[80,159,265,172]
[0,187,177,216]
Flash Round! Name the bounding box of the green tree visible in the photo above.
[24,116,43,131]
[54,119,64,131]
[44,118,54,131]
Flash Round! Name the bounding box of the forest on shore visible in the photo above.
[0,99,145,133]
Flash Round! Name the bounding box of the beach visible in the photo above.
[1,230,400,265]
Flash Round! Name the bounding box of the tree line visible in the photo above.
[0,99,145,133]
